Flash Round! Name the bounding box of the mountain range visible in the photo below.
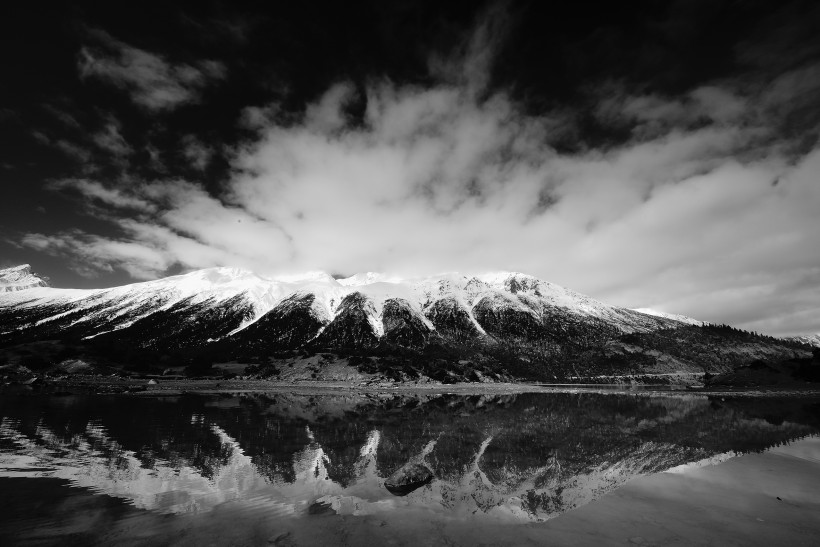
[0,264,813,381]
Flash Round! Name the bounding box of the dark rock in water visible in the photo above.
[307,500,335,515]
[267,532,295,546]
[384,462,434,496]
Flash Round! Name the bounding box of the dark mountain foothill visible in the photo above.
[232,293,325,351]
[706,349,820,387]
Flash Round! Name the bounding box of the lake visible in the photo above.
[1,388,819,545]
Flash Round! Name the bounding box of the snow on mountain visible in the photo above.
[0,265,702,348]
[631,307,706,326]
[0,264,49,292]
[784,333,820,348]
[0,266,282,342]
[477,272,616,315]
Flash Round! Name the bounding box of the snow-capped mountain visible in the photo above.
[0,264,692,353]
[0,266,274,347]
[784,333,820,348]
[0,264,49,292]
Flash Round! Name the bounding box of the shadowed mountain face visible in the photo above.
[473,293,544,339]
[423,297,481,342]
[382,298,434,347]
[91,295,255,352]
[0,291,256,351]
[313,292,380,348]
[231,293,325,351]
[1,391,818,521]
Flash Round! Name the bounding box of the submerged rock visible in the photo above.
[307,500,336,515]
[384,462,434,496]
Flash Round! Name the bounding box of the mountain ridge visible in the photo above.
[0,264,690,344]
[0,264,813,382]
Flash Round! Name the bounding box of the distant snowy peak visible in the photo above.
[631,308,706,326]
[784,334,820,348]
[0,264,49,292]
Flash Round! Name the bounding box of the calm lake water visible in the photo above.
[1,389,819,545]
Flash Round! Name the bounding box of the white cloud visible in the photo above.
[304,82,357,133]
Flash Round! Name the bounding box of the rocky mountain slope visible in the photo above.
[0,265,812,380]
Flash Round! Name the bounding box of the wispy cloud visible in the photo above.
[92,116,132,159]
[427,2,511,95]
[180,135,213,171]
[49,179,156,213]
[54,140,93,166]
[77,29,226,111]
[42,103,82,128]
[19,231,170,279]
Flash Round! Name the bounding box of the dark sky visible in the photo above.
[1,1,820,335]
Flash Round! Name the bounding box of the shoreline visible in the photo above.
[5,375,820,398]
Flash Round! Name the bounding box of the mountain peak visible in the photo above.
[0,264,49,292]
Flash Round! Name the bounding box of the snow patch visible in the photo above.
[632,308,705,326]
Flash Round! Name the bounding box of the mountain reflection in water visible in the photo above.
[1,391,818,524]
